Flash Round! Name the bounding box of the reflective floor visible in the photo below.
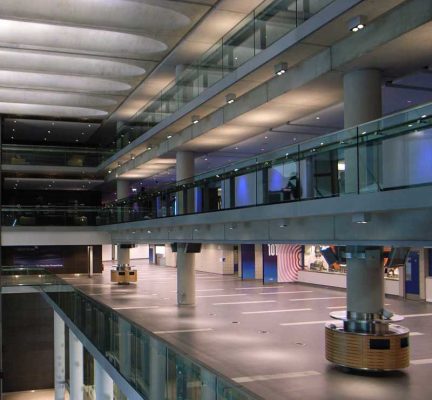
[64,260,432,400]
[3,389,55,400]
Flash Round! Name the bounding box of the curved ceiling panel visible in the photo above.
[0,49,146,77]
[0,88,118,108]
[0,0,191,33]
[0,102,108,118]
[0,19,168,58]
[0,70,131,92]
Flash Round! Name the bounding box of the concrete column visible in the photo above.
[94,359,114,400]
[149,337,167,400]
[343,69,382,128]
[117,246,130,265]
[254,244,263,281]
[343,69,382,194]
[346,247,384,332]
[116,180,129,200]
[111,244,116,261]
[88,245,94,277]
[176,151,195,214]
[176,243,196,305]
[176,151,194,182]
[69,330,84,400]
[54,312,65,400]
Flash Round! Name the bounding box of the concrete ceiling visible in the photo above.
[0,0,219,119]
[116,0,432,184]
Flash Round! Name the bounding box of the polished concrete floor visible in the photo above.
[64,261,432,400]
[3,389,55,400]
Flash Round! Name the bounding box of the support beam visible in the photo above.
[94,359,114,400]
[54,312,65,400]
[69,330,84,400]
[176,243,196,305]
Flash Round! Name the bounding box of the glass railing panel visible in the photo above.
[217,377,256,400]
[255,0,298,51]
[1,206,101,227]
[167,348,217,400]
[222,13,256,74]
[2,146,113,168]
[263,155,300,204]
[297,0,334,24]
[358,113,432,193]
[298,127,358,199]
[198,40,224,93]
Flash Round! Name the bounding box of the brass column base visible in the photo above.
[325,321,409,371]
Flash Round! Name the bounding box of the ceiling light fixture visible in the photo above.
[225,93,236,104]
[352,212,370,224]
[167,135,172,139]
[131,154,135,160]
[191,115,200,124]
[274,62,288,76]
[348,15,366,32]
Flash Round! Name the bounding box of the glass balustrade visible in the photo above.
[115,0,334,150]
[3,103,432,227]
[2,145,114,168]
[99,102,432,224]
[1,268,258,400]
[1,206,101,227]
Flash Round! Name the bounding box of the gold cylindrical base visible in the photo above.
[325,322,409,370]
[111,270,137,284]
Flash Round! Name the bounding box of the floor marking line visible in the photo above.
[327,303,391,310]
[242,308,312,315]
[197,294,247,298]
[153,328,213,334]
[213,300,277,306]
[235,286,291,290]
[196,289,225,292]
[232,370,321,383]
[259,291,313,295]
[411,358,432,365]
[112,306,159,310]
[402,313,432,318]
[290,296,345,302]
[280,320,331,326]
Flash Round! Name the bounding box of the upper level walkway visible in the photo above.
[61,260,432,400]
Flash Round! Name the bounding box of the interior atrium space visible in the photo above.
[1,1,432,399]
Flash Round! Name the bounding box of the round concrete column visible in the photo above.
[176,151,195,214]
[54,312,65,400]
[116,180,129,200]
[176,151,194,182]
[343,69,382,128]
[117,246,130,266]
[176,243,196,305]
[69,330,84,400]
[346,247,384,332]
[94,359,114,400]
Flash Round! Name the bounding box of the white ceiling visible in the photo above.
[0,0,217,119]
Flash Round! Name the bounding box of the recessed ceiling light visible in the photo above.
[47,130,51,133]
[421,114,427,118]
[12,128,15,132]
[10,136,14,139]
[88,124,91,127]
[225,93,236,104]
[167,135,172,139]
[316,116,320,120]
[264,136,268,139]
[44,137,47,141]
[235,147,239,150]
[274,62,288,76]
[75,139,79,142]
[348,15,366,32]
[191,115,200,124]
[261,148,265,151]
[147,146,152,150]
[13,120,16,123]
